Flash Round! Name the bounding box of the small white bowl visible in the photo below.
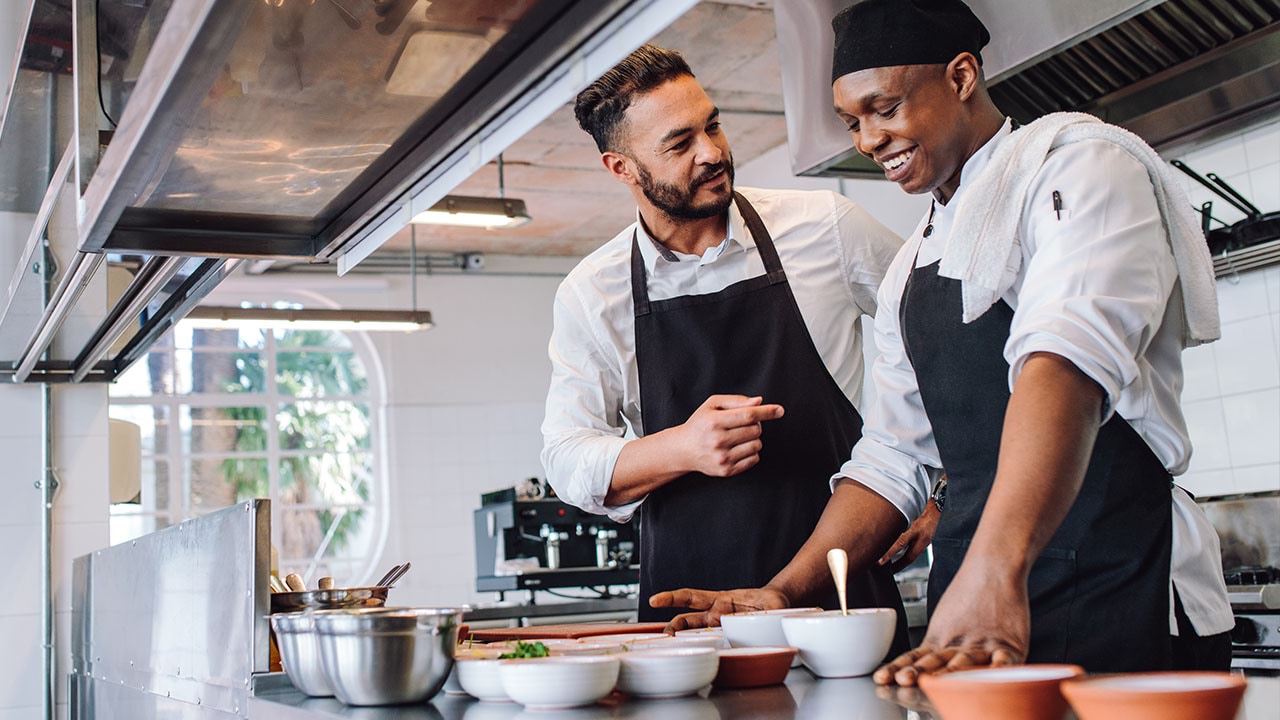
[633,634,727,651]
[721,608,820,667]
[499,656,621,710]
[587,633,668,646]
[457,658,511,702]
[553,641,627,656]
[617,647,719,698]
[780,608,897,678]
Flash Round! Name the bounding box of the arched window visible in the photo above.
[108,317,386,586]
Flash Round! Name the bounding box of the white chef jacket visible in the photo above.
[542,186,903,523]
[835,119,1234,636]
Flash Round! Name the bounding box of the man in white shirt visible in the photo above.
[540,45,908,648]
[651,0,1233,682]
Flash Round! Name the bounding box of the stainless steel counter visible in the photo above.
[248,670,1280,719]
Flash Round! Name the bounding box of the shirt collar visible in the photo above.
[632,200,752,275]
[939,117,1013,210]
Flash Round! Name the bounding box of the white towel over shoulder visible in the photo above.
[938,112,1220,348]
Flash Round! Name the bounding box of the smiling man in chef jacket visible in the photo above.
[652,0,1235,682]
[539,44,922,648]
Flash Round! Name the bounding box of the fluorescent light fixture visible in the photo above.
[184,307,433,332]
[411,195,531,228]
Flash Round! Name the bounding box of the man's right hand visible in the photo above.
[648,586,789,632]
[673,395,784,477]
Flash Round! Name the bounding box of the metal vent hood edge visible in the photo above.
[777,0,1280,178]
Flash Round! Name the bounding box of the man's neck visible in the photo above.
[638,207,728,257]
[932,110,1007,206]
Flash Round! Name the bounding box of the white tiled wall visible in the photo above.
[1170,118,1280,498]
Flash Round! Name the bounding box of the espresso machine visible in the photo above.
[472,486,640,595]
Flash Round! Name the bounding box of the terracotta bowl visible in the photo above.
[917,664,1084,720]
[1061,672,1246,720]
[712,646,797,689]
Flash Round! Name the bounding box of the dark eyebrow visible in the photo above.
[658,107,721,146]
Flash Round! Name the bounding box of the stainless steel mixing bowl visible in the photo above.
[270,611,334,697]
[313,607,464,706]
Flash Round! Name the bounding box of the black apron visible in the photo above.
[901,259,1174,671]
[632,193,908,656]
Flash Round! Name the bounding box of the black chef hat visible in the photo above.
[831,0,991,83]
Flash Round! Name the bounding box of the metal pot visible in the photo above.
[269,611,334,697]
[313,607,464,706]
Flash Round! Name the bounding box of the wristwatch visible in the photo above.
[931,478,947,512]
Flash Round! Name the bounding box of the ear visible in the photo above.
[601,150,638,187]
[946,52,982,103]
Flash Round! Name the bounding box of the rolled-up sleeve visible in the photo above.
[540,281,643,522]
[832,249,941,523]
[1005,140,1177,421]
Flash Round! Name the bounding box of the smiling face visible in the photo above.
[832,56,982,200]
[606,75,735,220]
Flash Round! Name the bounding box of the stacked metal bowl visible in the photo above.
[269,607,465,706]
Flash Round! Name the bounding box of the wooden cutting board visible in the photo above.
[467,622,669,642]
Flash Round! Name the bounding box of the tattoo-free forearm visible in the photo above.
[764,480,907,605]
[606,429,689,505]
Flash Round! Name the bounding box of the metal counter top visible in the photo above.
[248,670,1280,719]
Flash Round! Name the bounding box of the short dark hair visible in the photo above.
[574,44,695,153]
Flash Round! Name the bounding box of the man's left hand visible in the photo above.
[873,561,1029,686]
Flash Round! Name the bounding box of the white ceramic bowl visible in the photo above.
[616,647,719,698]
[780,608,897,678]
[553,641,627,656]
[721,608,820,667]
[587,633,668,646]
[633,634,727,651]
[457,658,511,702]
[499,656,621,710]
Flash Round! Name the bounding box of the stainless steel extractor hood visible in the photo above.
[0,0,698,382]
[777,0,1280,178]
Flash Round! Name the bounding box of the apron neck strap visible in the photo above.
[630,192,784,318]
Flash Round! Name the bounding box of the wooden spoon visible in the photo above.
[826,548,849,616]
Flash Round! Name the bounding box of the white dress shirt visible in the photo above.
[542,186,903,523]
[836,120,1233,636]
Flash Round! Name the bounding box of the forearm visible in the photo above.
[607,429,687,504]
[765,480,907,605]
[965,352,1104,580]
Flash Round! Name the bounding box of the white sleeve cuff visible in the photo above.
[1006,331,1129,423]
[559,436,644,523]
[829,438,933,523]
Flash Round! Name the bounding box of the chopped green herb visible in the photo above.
[499,641,550,659]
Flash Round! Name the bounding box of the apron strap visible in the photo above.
[630,192,785,318]
[630,233,651,317]
[731,192,787,285]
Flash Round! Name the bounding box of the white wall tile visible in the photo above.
[1213,315,1279,396]
[1179,342,1219,403]
[1242,121,1280,171]
[52,522,108,613]
[0,708,41,720]
[0,385,40,437]
[49,434,110,525]
[1178,469,1234,499]
[1182,135,1247,178]
[0,438,42,527]
[0,614,41,709]
[1265,267,1280,314]
[0,525,40,616]
[1222,389,1280,468]
[1215,271,1270,324]
[1183,398,1232,473]
[1233,465,1280,495]
[51,385,109,439]
[1247,166,1279,215]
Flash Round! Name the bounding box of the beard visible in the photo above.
[635,156,735,220]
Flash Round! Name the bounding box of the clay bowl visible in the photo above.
[1061,672,1246,720]
[712,646,797,689]
[917,664,1084,720]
